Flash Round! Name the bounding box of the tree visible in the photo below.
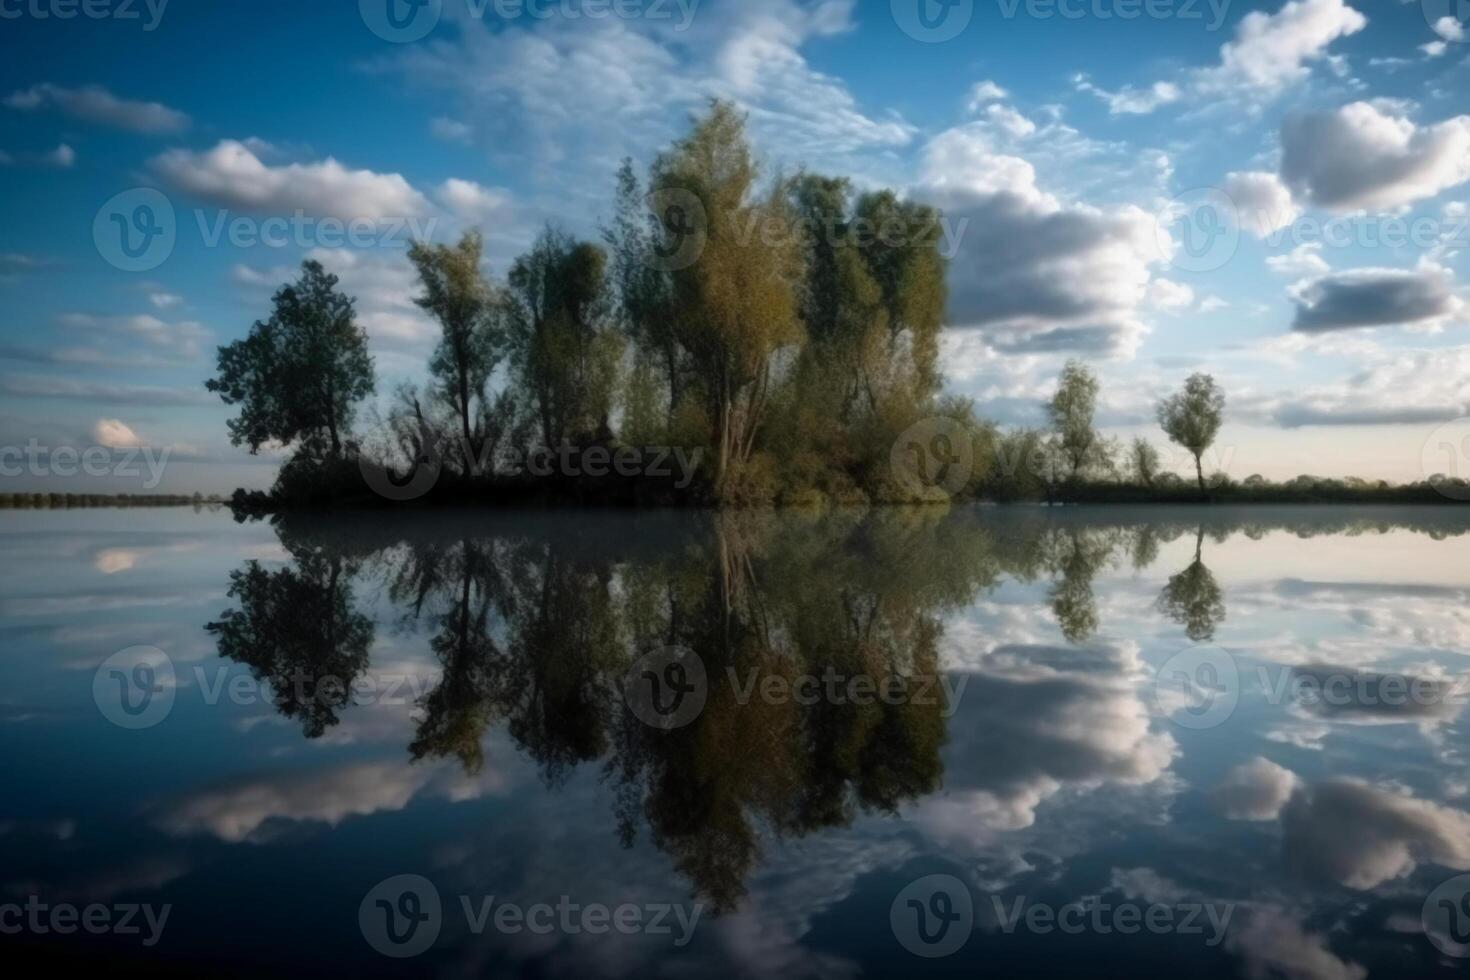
[1129,437,1162,488]
[1157,374,1225,494]
[408,231,505,476]
[506,227,623,450]
[604,159,681,425]
[207,260,374,458]
[652,101,804,498]
[1047,361,1101,481]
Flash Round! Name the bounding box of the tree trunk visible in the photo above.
[1194,454,1205,496]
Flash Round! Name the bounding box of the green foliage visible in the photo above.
[207,260,375,459]
[409,231,505,475]
[1157,372,1226,493]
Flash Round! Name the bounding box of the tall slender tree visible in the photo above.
[1158,373,1226,495]
[408,231,505,476]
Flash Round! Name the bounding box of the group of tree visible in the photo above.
[206,100,1466,509]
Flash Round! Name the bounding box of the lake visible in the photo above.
[3,504,1469,977]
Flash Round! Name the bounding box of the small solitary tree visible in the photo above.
[1157,374,1225,495]
[207,260,375,458]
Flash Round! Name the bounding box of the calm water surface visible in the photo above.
[3,505,1470,977]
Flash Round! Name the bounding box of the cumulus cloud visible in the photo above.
[1213,756,1300,821]
[91,419,143,449]
[967,80,1009,110]
[1281,102,1470,211]
[4,82,189,133]
[1089,0,1366,114]
[436,178,512,223]
[153,140,430,221]
[1282,777,1470,888]
[917,124,1168,358]
[911,643,1177,838]
[1226,911,1367,980]
[1289,263,1463,332]
[1194,0,1367,100]
[1222,170,1300,237]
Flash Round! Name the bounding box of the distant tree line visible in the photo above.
[0,492,221,509]
[204,101,1465,510]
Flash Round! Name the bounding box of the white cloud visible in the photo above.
[1222,170,1300,237]
[1281,102,1470,211]
[1093,0,1366,114]
[1212,756,1299,820]
[983,104,1037,139]
[148,292,184,311]
[153,140,430,221]
[1074,76,1181,115]
[4,83,189,133]
[1432,15,1465,42]
[1267,242,1330,277]
[918,124,1169,357]
[1147,278,1195,313]
[1194,0,1367,99]
[92,419,142,449]
[435,178,511,223]
[967,80,1009,111]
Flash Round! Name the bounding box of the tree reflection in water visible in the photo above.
[204,505,1466,910]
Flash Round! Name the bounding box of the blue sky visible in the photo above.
[1,0,1468,492]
